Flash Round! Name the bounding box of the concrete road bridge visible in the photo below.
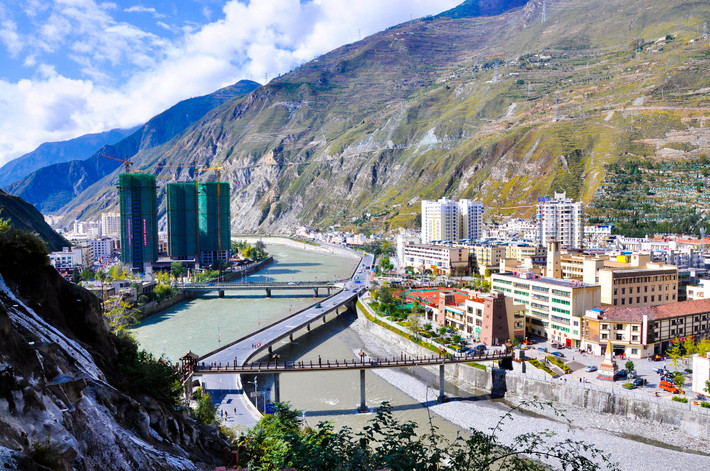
[183,252,374,425]
[176,280,343,298]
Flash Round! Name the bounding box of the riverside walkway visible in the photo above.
[189,252,374,426]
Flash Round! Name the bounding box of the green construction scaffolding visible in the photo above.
[166,182,199,259]
[119,173,158,271]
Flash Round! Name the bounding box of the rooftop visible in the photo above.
[495,271,597,289]
[593,298,710,322]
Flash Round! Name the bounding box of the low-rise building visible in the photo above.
[491,271,600,348]
[402,244,469,275]
[49,246,93,271]
[687,279,710,301]
[598,263,678,307]
[582,300,710,358]
[464,291,526,345]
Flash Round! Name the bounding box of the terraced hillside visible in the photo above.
[56,0,710,234]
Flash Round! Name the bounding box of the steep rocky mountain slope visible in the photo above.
[58,0,709,233]
[0,127,137,188]
[0,231,224,470]
[6,80,260,213]
[0,189,69,252]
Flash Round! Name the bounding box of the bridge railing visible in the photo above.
[188,351,510,374]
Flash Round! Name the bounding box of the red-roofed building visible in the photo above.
[582,299,710,358]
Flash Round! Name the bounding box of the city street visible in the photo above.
[521,340,701,402]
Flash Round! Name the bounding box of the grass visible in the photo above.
[546,355,572,373]
[672,396,688,403]
[528,359,556,377]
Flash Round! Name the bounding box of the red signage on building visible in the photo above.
[143,219,147,246]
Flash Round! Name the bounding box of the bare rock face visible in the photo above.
[0,266,225,470]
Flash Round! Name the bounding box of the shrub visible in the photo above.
[546,355,571,373]
[113,331,182,406]
[528,359,556,376]
[672,396,688,403]
[700,401,710,408]
[0,228,49,284]
[194,387,217,425]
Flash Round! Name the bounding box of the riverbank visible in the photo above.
[352,300,710,470]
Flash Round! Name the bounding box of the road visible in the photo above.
[196,252,374,426]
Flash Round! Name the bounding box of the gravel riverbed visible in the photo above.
[352,318,710,470]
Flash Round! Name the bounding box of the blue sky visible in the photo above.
[0,0,460,167]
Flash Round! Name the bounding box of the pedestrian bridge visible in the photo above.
[176,280,344,298]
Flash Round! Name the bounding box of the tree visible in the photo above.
[194,387,217,425]
[625,360,635,374]
[80,267,95,281]
[705,380,710,396]
[666,341,684,370]
[71,268,81,283]
[673,372,686,391]
[240,401,619,471]
[171,261,186,281]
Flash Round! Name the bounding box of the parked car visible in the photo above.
[616,369,628,379]
[653,367,665,375]
[584,365,598,372]
[314,302,322,308]
[536,346,548,352]
[474,345,487,353]
[659,380,680,394]
[551,352,565,358]
[633,378,648,387]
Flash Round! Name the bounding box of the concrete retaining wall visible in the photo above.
[356,301,710,439]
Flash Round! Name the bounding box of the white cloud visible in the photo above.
[0,0,460,168]
[0,20,23,57]
[124,5,164,18]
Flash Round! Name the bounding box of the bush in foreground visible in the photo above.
[241,401,619,471]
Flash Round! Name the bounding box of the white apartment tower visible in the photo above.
[536,192,584,249]
[421,198,484,244]
[101,212,121,237]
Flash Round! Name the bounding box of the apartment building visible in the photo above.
[402,244,469,275]
[599,263,678,307]
[506,244,546,264]
[582,299,710,358]
[471,244,506,275]
[49,246,94,271]
[421,198,483,244]
[101,212,121,237]
[687,279,710,300]
[536,192,584,249]
[492,271,600,347]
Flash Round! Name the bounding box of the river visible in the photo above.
[132,243,469,439]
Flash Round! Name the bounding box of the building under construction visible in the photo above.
[166,181,230,266]
[119,174,158,273]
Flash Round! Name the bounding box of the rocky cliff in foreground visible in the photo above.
[0,234,224,470]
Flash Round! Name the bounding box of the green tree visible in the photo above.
[666,341,684,370]
[194,387,217,425]
[171,261,186,281]
[0,228,49,285]
[673,372,686,391]
[377,285,395,305]
[625,360,635,374]
[71,268,81,283]
[80,267,95,281]
[705,380,710,395]
[240,401,619,471]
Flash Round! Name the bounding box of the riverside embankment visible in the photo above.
[354,300,710,469]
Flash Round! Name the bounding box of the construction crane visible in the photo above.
[197,163,222,182]
[101,154,133,173]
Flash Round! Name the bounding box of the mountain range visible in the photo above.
[4,0,710,235]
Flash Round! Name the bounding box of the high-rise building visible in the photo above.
[459,199,484,241]
[101,212,121,236]
[536,192,584,249]
[421,198,484,244]
[198,182,230,266]
[119,174,158,273]
[166,181,231,266]
[166,183,199,260]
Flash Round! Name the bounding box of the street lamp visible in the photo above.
[248,376,259,412]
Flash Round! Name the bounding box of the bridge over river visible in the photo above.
[184,253,374,425]
[176,280,343,298]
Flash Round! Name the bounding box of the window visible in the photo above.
[632,325,639,331]
[621,298,625,305]
[632,335,639,341]
[614,299,618,306]
[651,295,655,302]
[601,333,608,339]
[637,297,640,303]
[622,287,626,294]
[631,348,638,355]
[644,286,647,293]
[644,296,647,302]
[601,324,609,330]
[615,334,623,341]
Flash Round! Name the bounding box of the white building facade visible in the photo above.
[421,198,483,244]
[536,192,584,249]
